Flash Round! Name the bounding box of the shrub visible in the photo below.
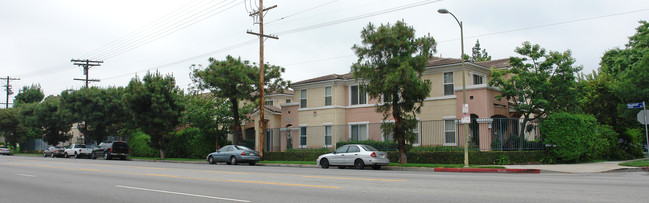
[127,130,158,157]
[336,140,411,152]
[541,112,617,163]
[264,150,545,164]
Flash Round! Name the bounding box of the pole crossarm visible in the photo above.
[246,30,279,39]
[71,58,104,88]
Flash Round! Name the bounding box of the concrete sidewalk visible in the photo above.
[503,161,642,173]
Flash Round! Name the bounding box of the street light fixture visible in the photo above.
[438,8,470,168]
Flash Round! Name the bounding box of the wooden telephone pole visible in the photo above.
[1,76,20,109]
[71,59,103,88]
[247,0,277,157]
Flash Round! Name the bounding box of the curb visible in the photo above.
[643,167,649,172]
[434,168,541,174]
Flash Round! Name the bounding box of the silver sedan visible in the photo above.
[206,145,261,165]
[317,144,389,170]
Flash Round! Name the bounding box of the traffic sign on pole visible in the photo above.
[637,110,649,125]
[627,102,644,109]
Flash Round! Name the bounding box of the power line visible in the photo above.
[265,0,339,25]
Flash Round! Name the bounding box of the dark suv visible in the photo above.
[91,141,129,160]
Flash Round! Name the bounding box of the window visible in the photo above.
[347,146,360,153]
[444,120,456,145]
[324,86,332,106]
[300,126,307,147]
[300,89,307,108]
[350,85,367,105]
[285,99,291,103]
[473,74,484,85]
[324,126,332,147]
[412,122,420,145]
[264,100,273,106]
[444,72,454,96]
[335,145,349,153]
[350,124,368,141]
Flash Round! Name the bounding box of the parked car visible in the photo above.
[44,146,66,158]
[206,145,261,165]
[0,146,11,155]
[64,144,93,158]
[316,144,389,170]
[91,141,129,160]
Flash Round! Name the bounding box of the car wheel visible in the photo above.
[230,156,238,165]
[320,159,330,169]
[208,156,216,164]
[249,161,256,166]
[104,152,110,160]
[338,166,346,169]
[354,159,365,170]
[91,152,96,159]
[64,153,69,158]
[51,153,55,158]
[44,153,47,158]
[372,165,382,170]
[74,153,79,159]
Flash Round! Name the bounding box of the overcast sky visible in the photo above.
[1,0,647,106]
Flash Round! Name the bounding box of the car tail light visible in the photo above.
[110,147,113,152]
[370,152,376,158]
[241,152,247,156]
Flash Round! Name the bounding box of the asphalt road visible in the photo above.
[1,155,648,203]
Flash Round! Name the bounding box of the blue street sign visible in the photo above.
[627,102,644,109]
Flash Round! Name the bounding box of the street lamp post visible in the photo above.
[438,8,470,168]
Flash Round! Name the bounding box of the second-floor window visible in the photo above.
[264,100,273,106]
[300,89,307,108]
[473,74,484,85]
[324,86,332,106]
[444,72,454,96]
[350,85,367,105]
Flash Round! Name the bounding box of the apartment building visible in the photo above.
[247,57,532,152]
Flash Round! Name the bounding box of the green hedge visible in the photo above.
[264,150,545,164]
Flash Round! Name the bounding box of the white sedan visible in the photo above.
[316,144,389,170]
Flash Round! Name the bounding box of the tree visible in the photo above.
[191,55,288,146]
[60,87,128,143]
[34,96,72,145]
[463,39,491,62]
[0,108,27,152]
[125,71,184,159]
[13,84,44,107]
[351,21,435,163]
[489,42,582,137]
[183,93,237,149]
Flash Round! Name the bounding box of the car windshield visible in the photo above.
[360,145,379,152]
[77,145,86,148]
[235,146,252,151]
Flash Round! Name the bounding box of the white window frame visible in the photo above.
[443,119,457,146]
[348,122,369,142]
[412,120,421,146]
[299,125,308,148]
[324,86,332,106]
[350,85,367,105]
[443,72,454,96]
[324,125,332,148]
[300,89,307,108]
[264,99,273,106]
[472,73,485,85]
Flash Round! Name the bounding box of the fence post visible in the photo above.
[500,118,503,151]
[420,120,423,152]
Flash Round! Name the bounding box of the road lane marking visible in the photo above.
[18,174,35,177]
[3,162,342,189]
[302,175,407,182]
[115,185,250,202]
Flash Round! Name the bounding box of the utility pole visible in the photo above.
[247,0,277,157]
[1,76,20,109]
[71,59,103,88]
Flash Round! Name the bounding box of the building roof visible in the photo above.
[291,57,510,86]
[292,72,354,86]
[475,58,510,69]
[426,57,464,66]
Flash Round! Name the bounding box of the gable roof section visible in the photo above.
[292,72,353,86]
[475,58,510,69]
